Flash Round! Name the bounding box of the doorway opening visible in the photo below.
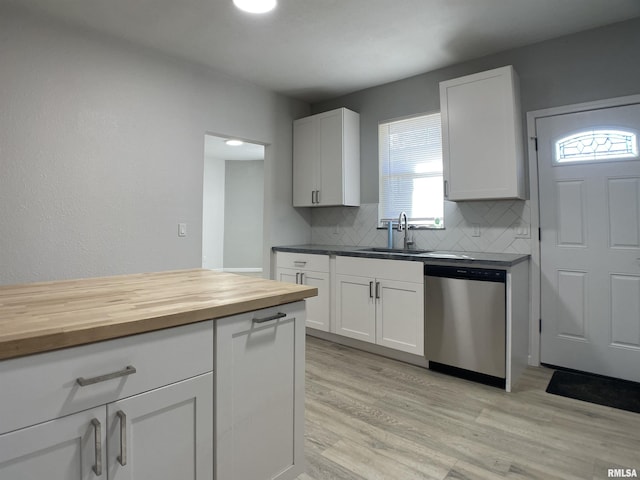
[202,134,265,277]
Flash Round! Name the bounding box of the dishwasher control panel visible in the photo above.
[424,265,506,282]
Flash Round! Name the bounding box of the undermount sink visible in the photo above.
[357,247,432,255]
[428,252,473,259]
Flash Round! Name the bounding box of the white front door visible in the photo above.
[537,102,640,382]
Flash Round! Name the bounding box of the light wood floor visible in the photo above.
[298,336,640,480]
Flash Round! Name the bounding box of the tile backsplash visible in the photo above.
[311,201,531,254]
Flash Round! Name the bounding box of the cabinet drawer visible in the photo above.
[276,251,329,272]
[0,320,213,435]
[336,256,423,283]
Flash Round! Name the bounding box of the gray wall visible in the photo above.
[0,6,311,285]
[202,157,226,270]
[312,17,640,204]
[223,160,264,269]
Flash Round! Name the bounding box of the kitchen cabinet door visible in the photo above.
[0,407,106,480]
[276,266,329,331]
[216,303,305,480]
[440,65,525,200]
[107,372,213,480]
[276,253,331,332]
[292,116,317,207]
[317,109,344,206]
[301,270,330,332]
[276,266,299,285]
[335,273,376,343]
[376,279,424,356]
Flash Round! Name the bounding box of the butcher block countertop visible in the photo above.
[0,269,317,361]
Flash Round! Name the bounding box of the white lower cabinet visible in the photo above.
[107,373,213,480]
[375,279,424,354]
[0,300,309,480]
[0,406,106,480]
[334,273,377,342]
[275,252,330,332]
[0,372,213,480]
[215,302,305,480]
[0,321,214,480]
[298,270,330,331]
[335,257,424,356]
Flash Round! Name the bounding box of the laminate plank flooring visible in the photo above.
[298,336,640,480]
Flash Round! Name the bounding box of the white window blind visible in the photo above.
[378,113,444,228]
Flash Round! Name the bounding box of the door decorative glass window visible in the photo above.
[555,129,638,163]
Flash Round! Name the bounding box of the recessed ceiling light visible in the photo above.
[225,139,244,146]
[233,0,276,14]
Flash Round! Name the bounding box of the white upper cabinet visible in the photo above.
[293,107,360,207]
[440,65,525,201]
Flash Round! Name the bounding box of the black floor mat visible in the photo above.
[546,369,640,414]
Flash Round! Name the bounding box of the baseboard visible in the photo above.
[306,328,429,368]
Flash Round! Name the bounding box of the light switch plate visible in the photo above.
[514,222,530,238]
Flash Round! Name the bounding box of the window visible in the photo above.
[555,129,638,164]
[378,112,444,228]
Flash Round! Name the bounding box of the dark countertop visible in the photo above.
[272,244,529,267]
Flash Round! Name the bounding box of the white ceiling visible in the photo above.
[5,0,640,102]
[204,135,265,161]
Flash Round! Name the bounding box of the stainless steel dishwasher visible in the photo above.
[424,264,506,387]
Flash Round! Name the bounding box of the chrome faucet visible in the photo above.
[398,211,410,249]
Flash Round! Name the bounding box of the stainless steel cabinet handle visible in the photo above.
[77,366,137,386]
[375,281,381,299]
[300,273,305,284]
[253,312,287,324]
[444,180,449,198]
[295,272,300,284]
[369,281,373,298]
[293,260,307,266]
[311,191,315,204]
[316,190,320,204]
[91,419,102,476]
[116,410,127,466]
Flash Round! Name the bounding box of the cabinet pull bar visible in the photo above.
[311,191,316,204]
[316,190,320,204]
[375,282,381,299]
[295,272,300,284]
[293,260,307,266]
[253,312,287,324]
[300,273,305,284]
[77,365,137,387]
[444,180,449,198]
[369,281,373,298]
[116,410,127,466]
[91,418,102,476]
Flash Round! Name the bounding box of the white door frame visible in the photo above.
[526,93,640,367]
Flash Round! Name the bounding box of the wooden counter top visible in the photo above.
[0,269,317,360]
